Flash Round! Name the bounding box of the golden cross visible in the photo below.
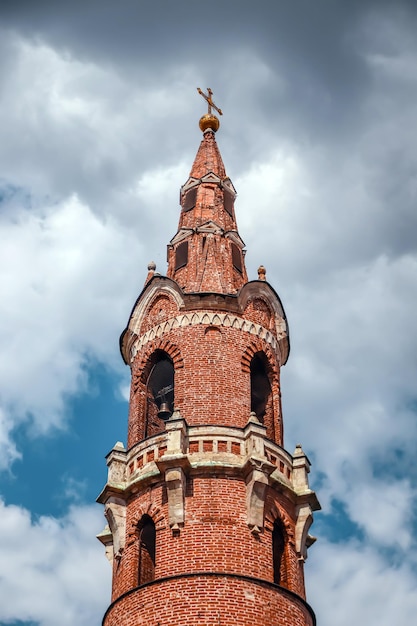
[197,87,223,116]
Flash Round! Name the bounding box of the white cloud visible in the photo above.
[278,251,417,548]
[346,479,414,550]
[308,539,417,626]
[0,31,196,468]
[231,33,417,551]
[0,191,144,464]
[0,498,110,626]
[0,409,21,468]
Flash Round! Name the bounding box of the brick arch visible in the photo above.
[129,503,166,540]
[140,293,179,335]
[264,501,298,593]
[137,338,184,385]
[241,339,279,377]
[264,502,295,547]
[243,340,281,443]
[243,296,274,330]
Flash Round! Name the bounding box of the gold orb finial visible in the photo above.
[197,87,222,133]
[199,114,220,132]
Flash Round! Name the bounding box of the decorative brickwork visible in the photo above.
[98,115,320,626]
[139,293,179,334]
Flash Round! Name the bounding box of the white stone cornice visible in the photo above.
[97,422,320,554]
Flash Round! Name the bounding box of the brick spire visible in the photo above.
[189,126,226,178]
[166,126,248,293]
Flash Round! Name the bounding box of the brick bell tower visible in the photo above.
[97,88,320,626]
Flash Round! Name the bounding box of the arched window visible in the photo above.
[272,518,287,586]
[145,351,174,436]
[250,352,272,423]
[138,515,156,585]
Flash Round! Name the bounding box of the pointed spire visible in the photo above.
[166,90,248,294]
[189,128,226,179]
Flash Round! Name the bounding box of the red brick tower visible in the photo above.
[98,90,320,626]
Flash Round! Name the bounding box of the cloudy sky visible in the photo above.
[0,1,416,624]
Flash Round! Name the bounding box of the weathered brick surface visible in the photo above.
[188,128,226,179]
[244,297,274,329]
[168,230,246,294]
[166,129,248,294]
[140,293,179,334]
[109,477,306,603]
[127,321,284,447]
[103,575,315,626]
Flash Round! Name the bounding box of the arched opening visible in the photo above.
[145,351,174,437]
[231,242,243,273]
[175,240,188,270]
[250,352,273,428]
[272,518,287,586]
[138,515,156,586]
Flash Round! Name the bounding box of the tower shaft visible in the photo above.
[98,99,320,626]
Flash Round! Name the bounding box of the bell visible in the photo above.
[158,402,172,420]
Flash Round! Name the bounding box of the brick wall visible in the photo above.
[104,574,315,626]
[109,476,305,602]
[127,320,284,448]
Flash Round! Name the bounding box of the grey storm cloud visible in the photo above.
[2,0,413,138]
